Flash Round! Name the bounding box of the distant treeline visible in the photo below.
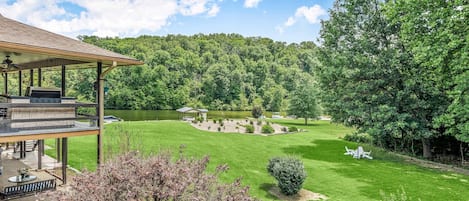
[67,34,318,111]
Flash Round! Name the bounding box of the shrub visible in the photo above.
[267,157,307,196]
[218,127,221,132]
[213,119,217,124]
[218,118,223,124]
[281,127,288,132]
[245,125,254,133]
[220,122,224,127]
[261,125,274,134]
[43,151,256,201]
[343,132,372,144]
[250,120,254,125]
[288,126,298,132]
[252,106,263,118]
[257,121,262,126]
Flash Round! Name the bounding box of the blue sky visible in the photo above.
[0,0,333,43]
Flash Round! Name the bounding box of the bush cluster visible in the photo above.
[288,126,298,132]
[343,132,372,144]
[245,125,255,133]
[43,151,256,201]
[267,157,307,196]
[261,125,274,134]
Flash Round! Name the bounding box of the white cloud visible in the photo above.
[179,0,208,16]
[244,0,261,8]
[0,0,221,38]
[277,4,326,33]
[207,4,220,17]
[295,5,326,24]
[284,17,296,27]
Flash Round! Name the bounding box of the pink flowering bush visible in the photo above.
[42,150,256,201]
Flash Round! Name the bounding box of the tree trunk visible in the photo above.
[304,117,308,125]
[460,142,465,166]
[422,139,432,159]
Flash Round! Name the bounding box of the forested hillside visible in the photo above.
[70,34,318,111]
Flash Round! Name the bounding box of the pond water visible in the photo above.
[105,110,284,121]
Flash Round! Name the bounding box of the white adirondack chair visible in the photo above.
[344,146,356,156]
[354,146,373,159]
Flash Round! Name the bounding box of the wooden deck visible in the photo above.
[0,122,98,143]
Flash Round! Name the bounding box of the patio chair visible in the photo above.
[344,146,356,156]
[354,146,373,159]
[363,150,373,159]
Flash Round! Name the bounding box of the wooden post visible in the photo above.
[61,138,68,184]
[56,65,67,163]
[18,70,22,96]
[61,65,66,97]
[29,69,34,87]
[38,69,44,156]
[56,139,61,162]
[37,68,42,87]
[22,141,26,159]
[97,62,103,165]
[3,73,7,94]
[37,140,42,169]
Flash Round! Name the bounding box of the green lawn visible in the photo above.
[46,120,469,200]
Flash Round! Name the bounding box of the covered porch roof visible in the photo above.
[0,14,143,73]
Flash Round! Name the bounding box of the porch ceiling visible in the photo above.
[0,14,143,73]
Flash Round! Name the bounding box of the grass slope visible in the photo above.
[46,120,469,200]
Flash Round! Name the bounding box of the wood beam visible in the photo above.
[18,70,21,96]
[37,68,41,87]
[61,65,66,96]
[61,137,68,184]
[37,139,42,169]
[97,62,103,165]
[0,129,99,143]
[3,73,7,94]
[29,69,33,86]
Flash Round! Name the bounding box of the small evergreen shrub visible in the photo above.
[343,132,372,144]
[261,125,274,134]
[213,119,217,124]
[267,157,307,196]
[288,127,298,132]
[281,127,288,132]
[218,118,223,124]
[217,127,221,132]
[257,121,262,126]
[250,120,254,125]
[252,106,263,118]
[245,125,254,133]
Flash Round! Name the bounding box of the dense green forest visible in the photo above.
[68,34,318,112]
[318,0,468,160]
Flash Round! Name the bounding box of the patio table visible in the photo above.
[8,175,37,183]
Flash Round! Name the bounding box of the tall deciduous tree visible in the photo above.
[288,80,320,125]
[317,0,445,157]
[386,0,468,159]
